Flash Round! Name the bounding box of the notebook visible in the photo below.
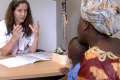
[0,52,52,68]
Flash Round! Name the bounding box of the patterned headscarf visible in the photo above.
[80,0,120,39]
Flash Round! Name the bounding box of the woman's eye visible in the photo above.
[18,9,22,12]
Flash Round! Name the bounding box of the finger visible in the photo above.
[19,32,24,38]
[18,28,23,32]
[34,23,39,31]
[34,23,39,29]
[13,24,19,33]
[13,24,18,31]
[15,25,22,34]
[33,23,39,33]
[16,25,22,32]
[37,21,40,29]
[29,24,34,31]
[17,28,23,35]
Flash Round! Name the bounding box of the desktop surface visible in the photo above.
[0,53,66,79]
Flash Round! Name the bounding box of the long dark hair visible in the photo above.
[5,0,33,37]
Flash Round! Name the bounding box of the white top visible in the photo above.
[0,20,34,55]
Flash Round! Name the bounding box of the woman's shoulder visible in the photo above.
[0,20,5,24]
[0,20,7,32]
[0,20,6,27]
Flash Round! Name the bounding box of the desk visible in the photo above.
[0,53,67,79]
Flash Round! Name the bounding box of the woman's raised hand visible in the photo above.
[12,24,24,41]
[29,23,39,36]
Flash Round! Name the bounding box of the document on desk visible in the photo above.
[0,52,52,68]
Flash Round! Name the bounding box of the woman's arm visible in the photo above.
[29,32,39,53]
[0,25,23,56]
[0,36,17,56]
[28,24,39,53]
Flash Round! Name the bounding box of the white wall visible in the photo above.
[0,0,57,51]
[0,0,10,20]
[29,0,57,51]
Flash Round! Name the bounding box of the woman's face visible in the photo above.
[14,3,28,25]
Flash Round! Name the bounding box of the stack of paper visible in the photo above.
[0,52,52,68]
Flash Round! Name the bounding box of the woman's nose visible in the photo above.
[21,11,26,17]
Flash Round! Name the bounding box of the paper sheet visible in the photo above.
[0,52,52,68]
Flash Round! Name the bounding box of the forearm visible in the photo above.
[0,36,17,56]
[29,33,39,53]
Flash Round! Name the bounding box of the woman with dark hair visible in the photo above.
[0,0,39,56]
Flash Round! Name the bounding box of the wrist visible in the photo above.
[34,31,39,34]
[33,32,39,37]
[11,36,18,43]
